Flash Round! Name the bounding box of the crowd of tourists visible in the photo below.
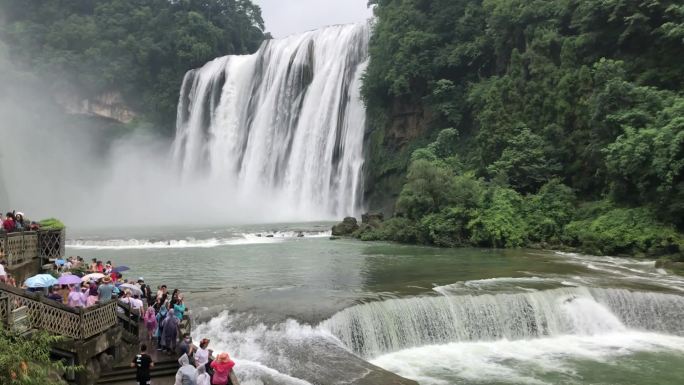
[45,258,237,384]
[0,249,238,385]
[1,210,40,232]
[132,337,236,385]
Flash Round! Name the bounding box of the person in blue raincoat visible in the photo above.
[154,303,169,349]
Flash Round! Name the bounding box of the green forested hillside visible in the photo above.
[361,0,684,257]
[0,0,265,129]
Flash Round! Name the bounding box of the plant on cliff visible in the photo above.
[0,328,72,384]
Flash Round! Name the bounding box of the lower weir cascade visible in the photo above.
[320,287,684,357]
[173,23,370,218]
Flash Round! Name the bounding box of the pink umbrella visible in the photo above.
[58,274,82,285]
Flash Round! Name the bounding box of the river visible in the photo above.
[67,223,684,385]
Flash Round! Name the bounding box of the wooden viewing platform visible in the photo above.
[0,282,192,384]
[1,229,65,282]
[0,228,192,384]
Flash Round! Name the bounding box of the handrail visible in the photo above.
[0,229,65,267]
[0,282,117,339]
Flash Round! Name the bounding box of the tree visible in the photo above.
[0,328,72,384]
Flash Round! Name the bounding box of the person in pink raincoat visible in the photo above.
[144,306,158,342]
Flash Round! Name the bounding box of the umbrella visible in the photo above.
[58,274,82,285]
[118,283,143,296]
[81,273,105,282]
[24,274,58,288]
[112,266,130,273]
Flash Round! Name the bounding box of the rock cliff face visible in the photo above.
[364,99,432,216]
[385,99,433,149]
[56,90,137,124]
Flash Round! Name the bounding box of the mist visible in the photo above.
[0,43,335,230]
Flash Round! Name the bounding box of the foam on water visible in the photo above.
[555,252,684,292]
[370,332,684,385]
[66,230,331,249]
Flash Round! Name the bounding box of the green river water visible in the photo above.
[67,223,684,385]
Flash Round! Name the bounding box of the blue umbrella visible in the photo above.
[25,274,58,288]
[112,266,130,273]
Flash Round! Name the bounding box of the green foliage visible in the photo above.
[525,179,577,243]
[38,218,65,230]
[396,158,455,220]
[0,0,265,130]
[361,0,684,256]
[468,186,527,248]
[564,208,682,256]
[0,328,74,384]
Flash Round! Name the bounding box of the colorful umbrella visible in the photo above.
[112,266,130,273]
[81,273,105,282]
[58,274,82,285]
[24,274,58,288]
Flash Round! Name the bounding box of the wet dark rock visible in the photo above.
[332,217,359,236]
[361,212,384,226]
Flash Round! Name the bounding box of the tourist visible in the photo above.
[95,261,104,273]
[161,308,180,354]
[59,284,70,304]
[0,259,7,283]
[175,353,197,385]
[155,304,169,349]
[86,281,99,306]
[144,306,157,342]
[170,288,180,307]
[130,344,155,385]
[3,212,15,232]
[155,285,168,310]
[209,352,235,385]
[131,294,145,317]
[195,339,211,368]
[195,364,211,385]
[139,278,153,305]
[14,212,24,231]
[90,258,97,272]
[97,276,115,302]
[173,296,186,321]
[67,285,86,307]
[14,212,28,231]
[179,334,195,361]
[47,286,63,302]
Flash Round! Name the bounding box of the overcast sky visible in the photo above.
[254,0,373,38]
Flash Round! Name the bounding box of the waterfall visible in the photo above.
[320,288,684,358]
[173,23,370,219]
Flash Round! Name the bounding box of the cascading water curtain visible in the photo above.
[173,23,370,220]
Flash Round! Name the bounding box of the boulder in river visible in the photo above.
[332,217,359,236]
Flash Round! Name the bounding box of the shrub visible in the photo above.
[564,207,682,256]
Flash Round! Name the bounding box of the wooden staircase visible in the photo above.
[96,360,180,384]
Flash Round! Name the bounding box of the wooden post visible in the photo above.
[79,307,85,340]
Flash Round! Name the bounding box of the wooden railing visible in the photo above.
[0,283,117,340]
[0,229,65,267]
